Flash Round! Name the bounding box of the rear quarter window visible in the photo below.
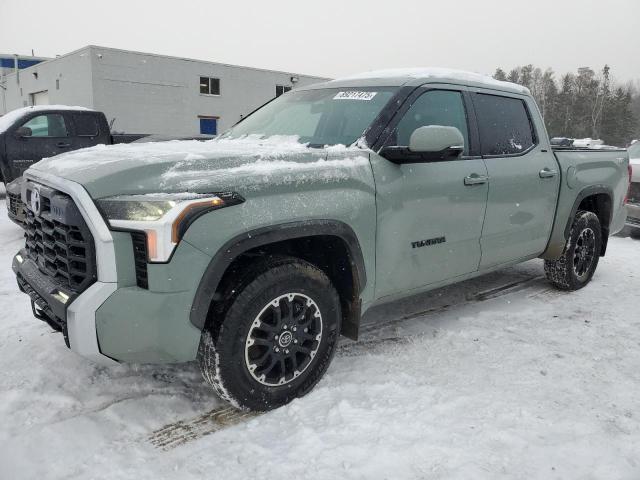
[73,114,100,136]
[474,94,536,156]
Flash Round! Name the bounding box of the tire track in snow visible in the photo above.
[359,274,546,335]
[147,273,550,450]
[147,336,422,450]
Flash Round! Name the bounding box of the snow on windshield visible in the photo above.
[225,87,396,147]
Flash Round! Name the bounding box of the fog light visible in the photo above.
[53,290,70,304]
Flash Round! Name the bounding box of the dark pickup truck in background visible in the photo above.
[0,106,147,223]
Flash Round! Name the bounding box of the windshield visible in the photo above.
[224,87,398,146]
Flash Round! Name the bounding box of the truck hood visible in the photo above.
[28,136,371,198]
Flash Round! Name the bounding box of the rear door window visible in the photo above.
[73,114,99,136]
[473,94,535,156]
[21,114,69,137]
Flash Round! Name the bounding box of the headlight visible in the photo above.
[96,192,244,262]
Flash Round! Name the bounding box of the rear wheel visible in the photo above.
[544,210,602,291]
[630,228,640,239]
[198,256,341,411]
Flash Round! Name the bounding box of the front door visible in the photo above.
[5,112,72,178]
[371,87,489,299]
[470,91,560,268]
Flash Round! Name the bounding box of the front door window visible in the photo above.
[21,114,68,137]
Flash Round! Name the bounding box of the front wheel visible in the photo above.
[198,257,341,411]
[544,210,602,291]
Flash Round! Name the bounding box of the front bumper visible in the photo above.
[13,251,74,341]
[626,202,640,230]
[13,170,208,365]
[13,171,118,366]
[13,251,117,362]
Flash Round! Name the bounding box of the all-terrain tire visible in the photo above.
[630,228,640,239]
[198,256,341,411]
[544,210,602,291]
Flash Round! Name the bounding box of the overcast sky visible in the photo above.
[1,0,639,83]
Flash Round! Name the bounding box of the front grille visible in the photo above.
[628,182,640,204]
[23,183,97,293]
[8,191,23,218]
[131,231,149,289]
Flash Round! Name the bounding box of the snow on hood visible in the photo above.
[30,135,371,197]
[34,135,311,174]
[0,105,93,134]
[333,67,529,94]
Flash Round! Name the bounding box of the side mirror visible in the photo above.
[379,125,465,164]
[409,126,464,155]
[15,126,33,138]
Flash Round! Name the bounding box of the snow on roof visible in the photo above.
[333,67,529,94]
[0,105,94,134]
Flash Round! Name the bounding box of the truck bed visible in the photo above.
[543,147,629,258]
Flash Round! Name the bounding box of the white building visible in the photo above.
[0,46,328,135]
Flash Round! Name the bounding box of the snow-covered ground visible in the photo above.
[1,199,639,480]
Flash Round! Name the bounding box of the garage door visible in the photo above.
[31,90,49,106]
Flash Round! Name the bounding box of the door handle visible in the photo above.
[464,174,489,186]
[57,142,71,148]
[539,168,558,178]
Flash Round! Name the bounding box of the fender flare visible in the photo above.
[563,185,613,256]
[189,219,367,331]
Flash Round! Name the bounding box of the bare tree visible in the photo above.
[590,65,611,139]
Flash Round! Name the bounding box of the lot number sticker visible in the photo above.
[333,91,377,101]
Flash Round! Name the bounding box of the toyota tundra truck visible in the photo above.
[11,69,630,411]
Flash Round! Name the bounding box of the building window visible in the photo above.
[276,85,292,97]
[199,116,218,135]
[200,76,220,95]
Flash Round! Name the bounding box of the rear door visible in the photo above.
[371,86,489,298]
[4,112,73,178]
[70,112,110,149]
[470,91,560,268]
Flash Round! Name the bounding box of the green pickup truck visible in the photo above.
[12,69,630,411]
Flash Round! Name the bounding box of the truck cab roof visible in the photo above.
[0,105,95,134]
[303,68,530,95]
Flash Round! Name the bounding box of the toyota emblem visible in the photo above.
[30,187,41,216]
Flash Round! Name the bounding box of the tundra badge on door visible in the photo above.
[411,236,446,249]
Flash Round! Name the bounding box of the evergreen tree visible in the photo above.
[493,68,507,81]
[493,64,639,146]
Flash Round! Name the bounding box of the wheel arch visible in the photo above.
[565,185,613,256]
[189,220,367,340]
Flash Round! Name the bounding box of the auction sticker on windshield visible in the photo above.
[333,91,378,101]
